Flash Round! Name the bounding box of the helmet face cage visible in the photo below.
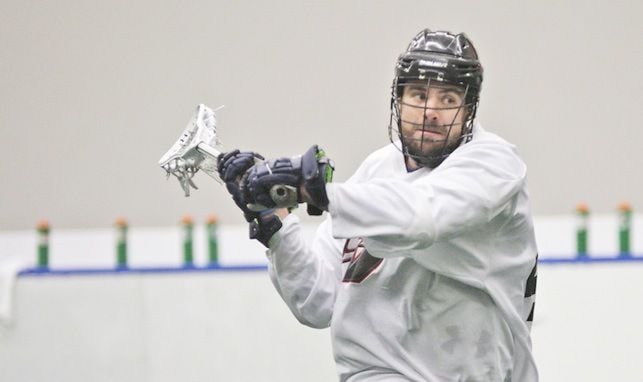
[388,29,482,169]
[389,76,479,168]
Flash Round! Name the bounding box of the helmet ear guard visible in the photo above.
[389,29,483,169]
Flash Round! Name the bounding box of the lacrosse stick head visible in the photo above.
[159,104,224,197]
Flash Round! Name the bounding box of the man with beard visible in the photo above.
[218,29,539,381]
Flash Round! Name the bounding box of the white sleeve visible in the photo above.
[326,140,526,257]
[266,214,344,329]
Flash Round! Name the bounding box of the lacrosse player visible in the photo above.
[219,29,539,381]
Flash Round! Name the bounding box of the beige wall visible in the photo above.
[1,0,641,229]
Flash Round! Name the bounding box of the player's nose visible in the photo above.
[423,97,440,121]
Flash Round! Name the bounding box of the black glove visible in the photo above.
[249,213,283,248]
[241,145,334,215]
[218,150,283,247]
[217,150,264,222]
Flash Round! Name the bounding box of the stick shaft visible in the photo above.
[196,143,222,161]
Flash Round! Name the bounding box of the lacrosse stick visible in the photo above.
[159,104,299,209]
[158,104,225,197]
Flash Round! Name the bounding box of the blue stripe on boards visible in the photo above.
[538,255,643,265]
[19,264,268,277]
[17,255,643,277]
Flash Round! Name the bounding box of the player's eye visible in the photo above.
[410,90,426,101]
[442,93,462,107]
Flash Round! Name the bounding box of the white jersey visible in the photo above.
[266,124,538,381]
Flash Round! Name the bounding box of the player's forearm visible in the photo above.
[325,181,436,252]
[267,216,339,328]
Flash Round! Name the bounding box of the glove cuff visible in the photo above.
[301,145,334,214]
[249,213,283,248]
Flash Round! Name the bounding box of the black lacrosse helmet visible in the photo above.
[389,29,483,168]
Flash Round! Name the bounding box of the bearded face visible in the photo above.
[398,81,468,165]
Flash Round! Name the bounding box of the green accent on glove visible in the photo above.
[315,147,334,183]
